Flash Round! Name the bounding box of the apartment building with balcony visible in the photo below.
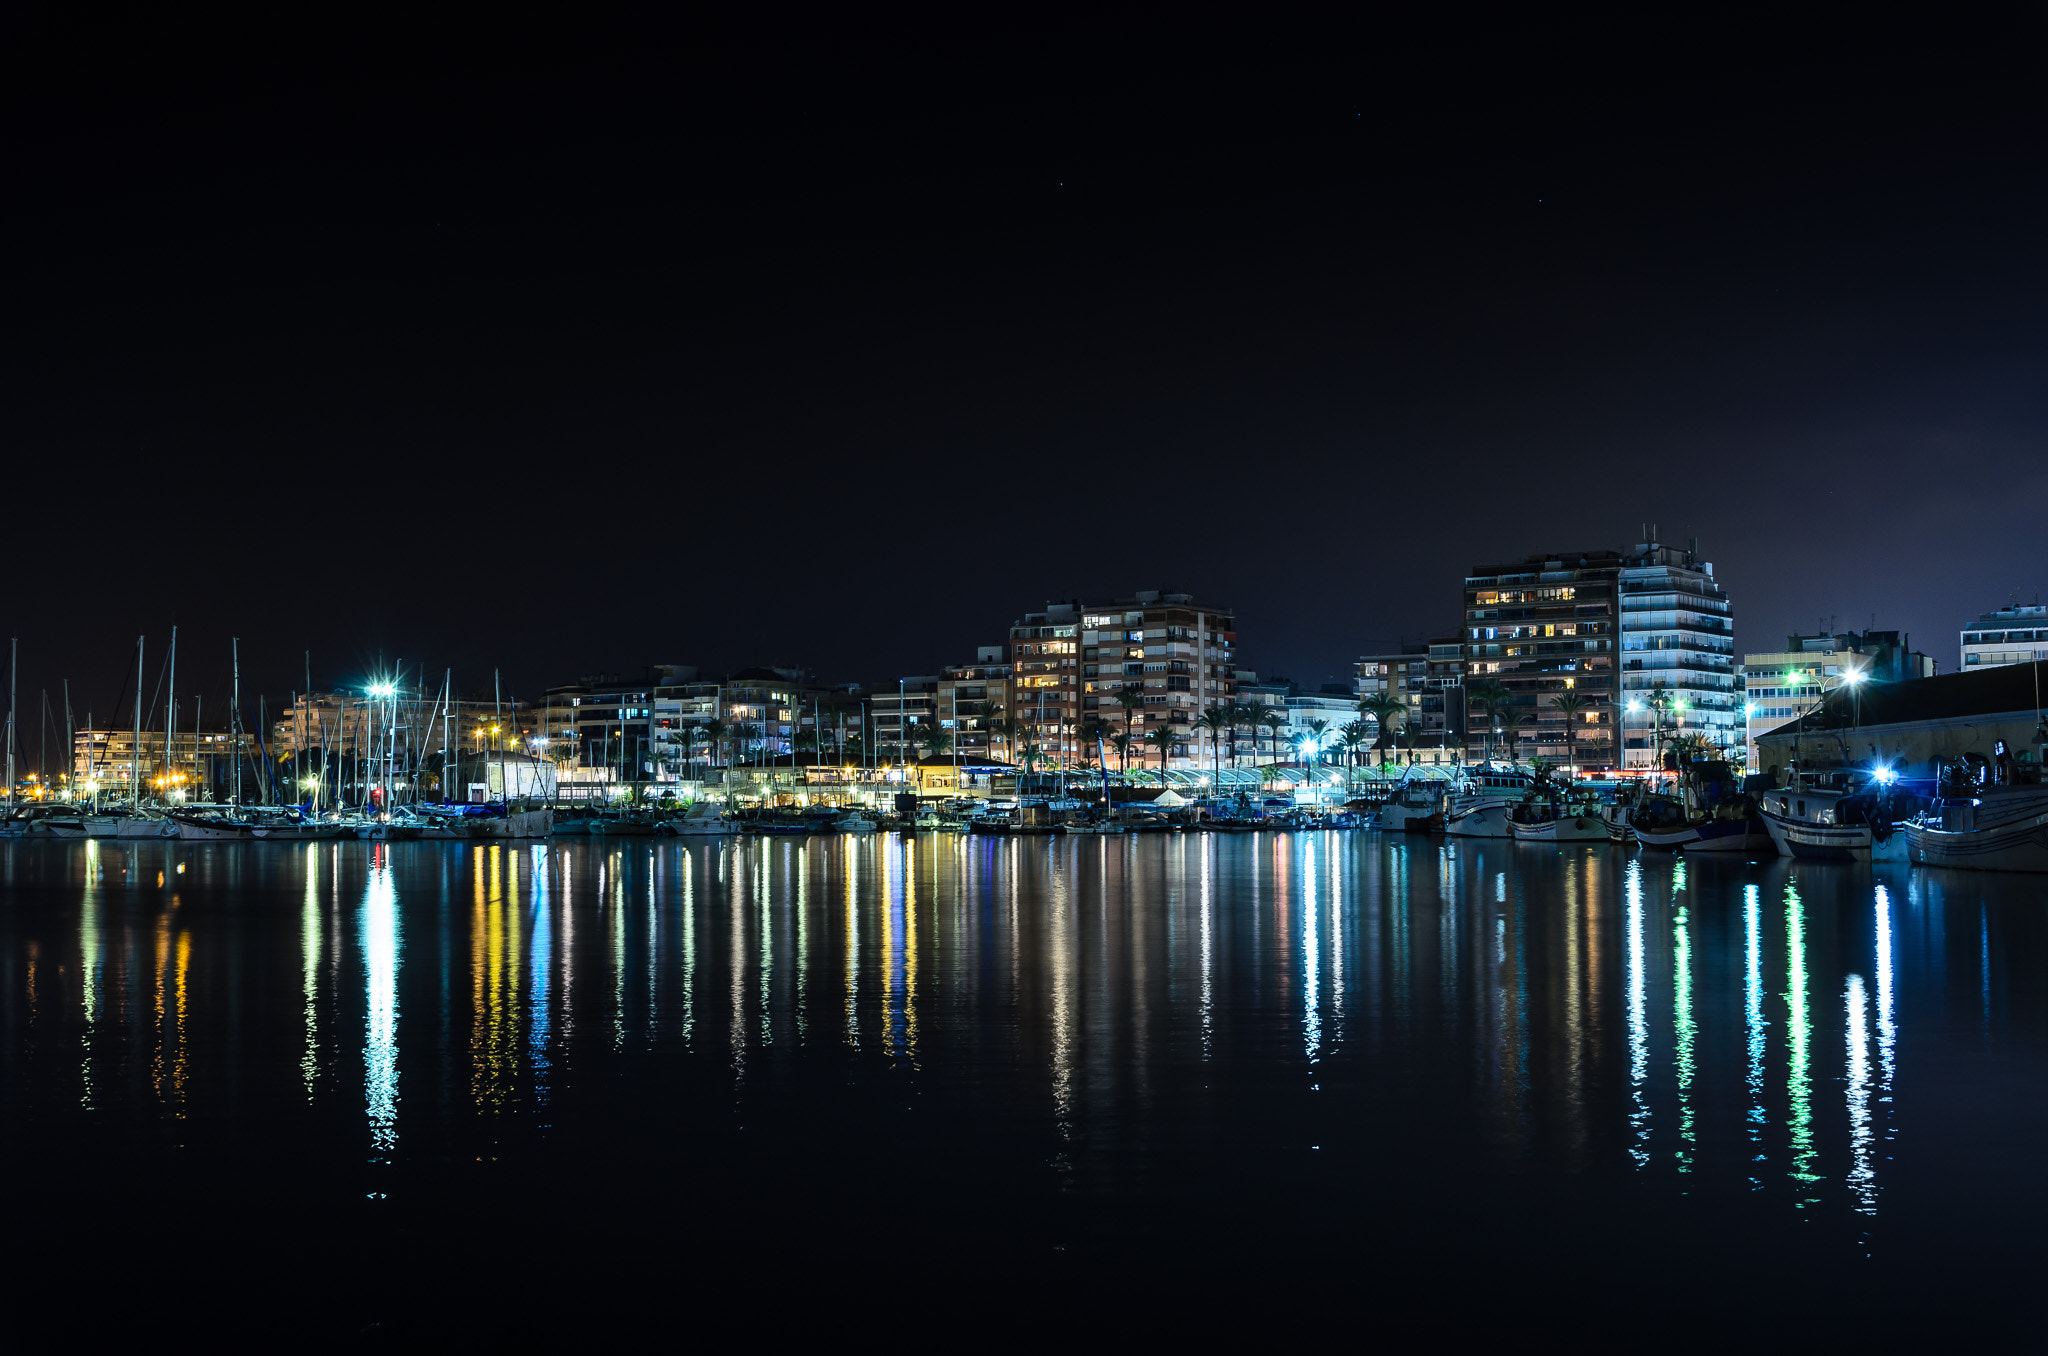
[544,665,850,782]
[272,689,527,759]
[1354,641,1467,755]
[1075,590,1238,770]
[937,646,1011,763]
[1959,602,2047,671]
[1463,548,1621,767]
[1617,531,1736,768]
[72,728,243,798]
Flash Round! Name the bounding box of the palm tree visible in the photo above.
[702,717,730,772]
[1257,709,1288,767]
[1227,702,1256,773]
[1200,707,1232,786]
[915,724,953,760]
[1304,718,1331,770]
[1339,719,1370,795]
[1358,694,1405,762]
[1466,678,1510,759]
[1549,690,1588,777]
[987,716,1018,766]
[1113,689,1145,772]
[1108,729,1134,773]
[1144,724,1177,780]
[1079,716,1111,766]
[735,722,763,768]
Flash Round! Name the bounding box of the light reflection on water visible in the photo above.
[1,832,2044,1304]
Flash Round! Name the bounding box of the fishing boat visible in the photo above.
[1064,821,1125,835]
[836,813,879,832]
[1378,774,1449,833]
[1507,785,1607,842]
[1758,766,1909,862]
[1445,762,1533,839]
[1631,759,1768,853]
[1602,784,1643,845]
[1905,752,2048,872]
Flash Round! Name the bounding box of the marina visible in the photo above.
[0,831,2037,1342]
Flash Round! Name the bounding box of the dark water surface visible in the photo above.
[1,835,2042,1342]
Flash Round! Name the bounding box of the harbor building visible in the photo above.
[1960,602,2048,671]
[1753,663,2048,786]
[1740,630,1938,770]
[1463,552,1619,769]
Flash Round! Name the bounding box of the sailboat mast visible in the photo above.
[167,626,177,799]
[494,668,508,805]
[232,638,243,805]
[4,637,15,810]
[132,635,144,807]
[62,680,72,802]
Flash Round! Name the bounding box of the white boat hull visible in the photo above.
[1510,814,1607,842]
[1907,812,2048,872]
[116,817,175,840]
[1759,808,1907,863]
[1445,802,1515,839]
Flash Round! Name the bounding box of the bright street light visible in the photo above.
[1843,668,1865,686]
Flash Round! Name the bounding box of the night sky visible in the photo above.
[7,14,2045,726]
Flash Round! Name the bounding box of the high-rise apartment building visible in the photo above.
[1617,533,1737,768]
[1463,552,1621,768]
[1960,603,2047,671]
[1072,591,1238,770]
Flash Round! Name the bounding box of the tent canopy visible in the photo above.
[1151,789,1188,807]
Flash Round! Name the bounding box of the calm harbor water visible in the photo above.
[0,833,2041,1341]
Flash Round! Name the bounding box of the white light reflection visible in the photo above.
[1845,972,1875,1213]
[680,847,696,1048]
[1874,883,1896,1136]
[1744,883,1766,1183]
[302,843,320,1099]
[363,851,399,1157]
[1198,838,1214,1061]
[80,839,102,1110]
[1624,860,1649,1167]
[1303,838,1321,1076]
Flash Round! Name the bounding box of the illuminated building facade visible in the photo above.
[1959,602,2048,671]
[1075,591,1238,771]
[1464,551,1620,768]
[1740,631,1938,771]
